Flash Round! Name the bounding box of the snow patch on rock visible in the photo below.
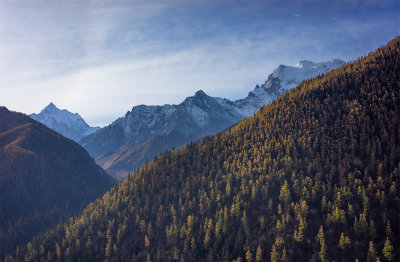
[30,103,99,142]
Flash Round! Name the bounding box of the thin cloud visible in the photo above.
[0,0,399,126]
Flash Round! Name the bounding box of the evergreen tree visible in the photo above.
[270,244,279,262]
[281,248,289,262]
[367,241,377,262]
[339,232,351,249]
[255,245,262,262]
[382,237,394,261]
[245,249,253,262]
[318,226,327,262]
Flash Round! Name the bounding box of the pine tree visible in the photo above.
[270,244,279,262]
[255,245,262,262]
[105,241,112,258]
[354,216,361,236]
[241,210,250,237]
[382,237,394,261]
[146,254,152,262]
[144,235,150,248]
[39,245,45,255]
[4,255,13,262]
[339,232,351,249]
[55,242,61,259]
[294,225,304,242]
[386,221,393,239]
[281,248,289,262]
[279,180,291,209]
[369,220,377,239]
[367,241,377,262]
[318,226,327,262]
[245,249,253,262]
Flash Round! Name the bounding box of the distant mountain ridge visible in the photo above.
[80,58,345,179]
[30,103,99,142]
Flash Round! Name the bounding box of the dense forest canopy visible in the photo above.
[4,37,400,261]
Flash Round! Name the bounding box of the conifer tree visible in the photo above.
[367,241,377,262]
[245,249,253,262]
[55,242,61,259]
[145,235,150,248]
[255,245,262,262]
[318,226,327,262]
[382,237,394,261]
[146,254,152,262]
[339,232,351,249]
[279,180,291,209]
[294,225,304,242]
[385,221,393,239]
[281,248,289,262]
[270,244,279,262]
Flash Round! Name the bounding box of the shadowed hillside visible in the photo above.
[0,108,115,258]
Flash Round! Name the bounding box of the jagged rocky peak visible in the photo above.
[183,90,212,104]
[296,60,315,68]
[296,58,345,68]
[233,58,346,117]
[270,59,345,87]
[194,90,207,97]
[43,102,57,111]
[30,103,99,142]
[41,102,82,118]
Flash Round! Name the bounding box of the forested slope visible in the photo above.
[0,108,114,258]
[6,37,400,261]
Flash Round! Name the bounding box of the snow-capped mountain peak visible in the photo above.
[31,103,99,142]
[270,59,345,91]
[40,102,82,121]
[43,102,57,111]
[194,90,207,97]
[232,58,346,117]
[295,60,315,68]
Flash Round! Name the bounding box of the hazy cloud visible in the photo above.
[0,0,398,126]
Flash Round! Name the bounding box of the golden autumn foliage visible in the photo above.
[4,37,400,262]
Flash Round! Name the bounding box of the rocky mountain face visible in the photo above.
[30,103,99,142]
[232,59,346,116]
[80,90,244,179]
[80,59,345,180]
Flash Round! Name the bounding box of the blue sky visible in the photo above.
[0,0,399,126]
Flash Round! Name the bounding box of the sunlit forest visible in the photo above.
[4,37,400,262]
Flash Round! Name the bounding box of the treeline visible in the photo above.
[4,37,400,261]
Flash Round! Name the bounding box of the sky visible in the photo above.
[0,0,399,127]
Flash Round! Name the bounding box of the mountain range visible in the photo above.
[0,107,114,257]
[76,59,344,179]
